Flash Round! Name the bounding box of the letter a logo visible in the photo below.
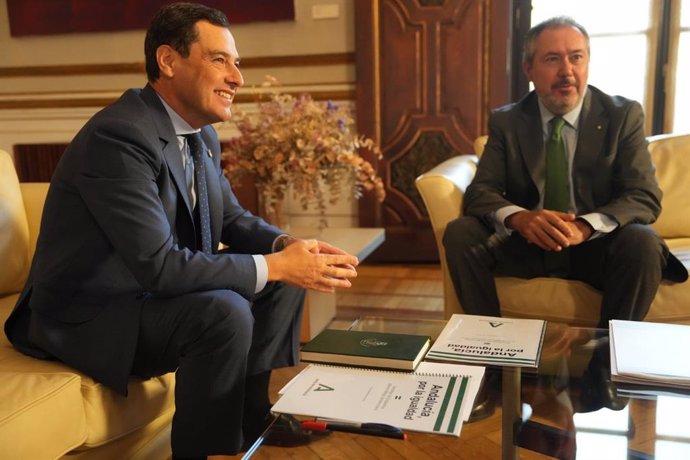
[314,383,335,392]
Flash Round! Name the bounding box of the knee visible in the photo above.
[282,285,306,319]
[443,216,490,254]
[252,283,305,324]
[610,224,665,266]
[191,290,254,354]
[272,284,306,315]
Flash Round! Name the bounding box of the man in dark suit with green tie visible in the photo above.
[4,3,358,458]
[443,16,687,329]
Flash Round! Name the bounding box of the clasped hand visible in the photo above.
[507,210,593,252]
[265,239,359,293]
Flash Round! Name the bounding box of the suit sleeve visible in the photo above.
[463,110,533,227]
[588,101,662,226]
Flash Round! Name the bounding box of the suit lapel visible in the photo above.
[516,94,545,192]
[140,86,223,249]
[575,89,607,163]
[574,88,607,210]
[140,85,194,215]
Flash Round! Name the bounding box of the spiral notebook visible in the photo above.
[272,363,482,436]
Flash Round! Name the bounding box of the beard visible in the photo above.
[542,78,583,115]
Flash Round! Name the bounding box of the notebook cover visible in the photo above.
[300,329,431,370]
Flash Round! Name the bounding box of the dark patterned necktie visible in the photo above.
[544,117,569,276]
[184,133,212,254]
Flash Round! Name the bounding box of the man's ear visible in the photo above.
[156,45,176,78]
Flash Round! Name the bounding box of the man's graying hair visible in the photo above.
[523,16,590,66]
[145,2,231,81]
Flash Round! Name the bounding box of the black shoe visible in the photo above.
[576,375,629,413]
[468,371,500,422]
[575,343,629,413]
[468,392,496,422]
[243,414,330,451]
[242,411,274,450]
[263,414,324,447]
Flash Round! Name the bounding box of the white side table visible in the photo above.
[291,227,385,341]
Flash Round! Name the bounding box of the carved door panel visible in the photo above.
[355,0,512,261]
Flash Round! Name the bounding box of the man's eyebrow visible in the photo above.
[545,48,586,54]
[206,49,231,57]
[204,49,240,63]
[543,49,585,57]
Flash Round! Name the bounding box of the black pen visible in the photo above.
[301,421,408,440]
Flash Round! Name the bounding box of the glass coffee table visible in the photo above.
[245,317,690,459]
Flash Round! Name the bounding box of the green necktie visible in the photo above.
[544,117,570,276]
[544,117,569,212]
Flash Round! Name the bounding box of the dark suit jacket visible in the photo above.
[464,85,687,282]
[5,84,282,394]
[465,85,663,224]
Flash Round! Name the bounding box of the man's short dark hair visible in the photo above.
[145,2,231,81]
[523,16,590,66]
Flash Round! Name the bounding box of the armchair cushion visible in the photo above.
[0,371,86,459]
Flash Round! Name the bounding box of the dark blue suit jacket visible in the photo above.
[5,84,282,393]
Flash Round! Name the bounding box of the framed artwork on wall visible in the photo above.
[7,0,295,37]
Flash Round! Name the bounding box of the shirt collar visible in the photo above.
[537,87,587,129]
[156,93,200,136]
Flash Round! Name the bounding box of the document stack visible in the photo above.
[609,319,690,389]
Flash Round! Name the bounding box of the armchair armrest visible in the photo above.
[415,155,478,317]
[20,183,49,260]
[415,155,478,240]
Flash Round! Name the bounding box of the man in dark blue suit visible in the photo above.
[4,3,359,458]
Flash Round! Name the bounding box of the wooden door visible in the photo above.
[355,0,513,262]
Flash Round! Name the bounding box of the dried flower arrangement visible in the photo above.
[222,76,385,229]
